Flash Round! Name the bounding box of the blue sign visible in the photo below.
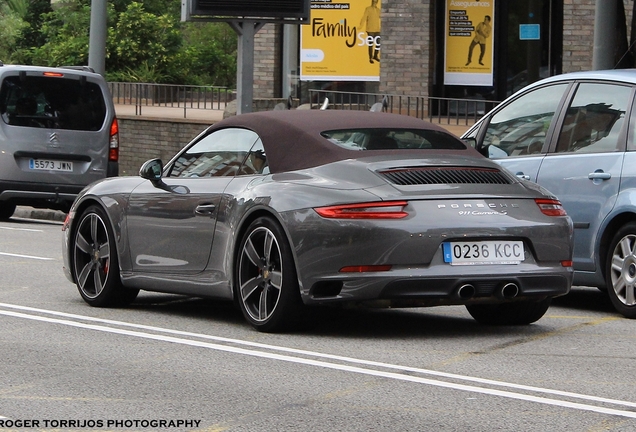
[519,24,540,40]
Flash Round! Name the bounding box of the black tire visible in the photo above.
[235,217,303,332]
[73,205,139,307]
[0,203,16,220]
[605,222,636,318]
[466,298,551,325]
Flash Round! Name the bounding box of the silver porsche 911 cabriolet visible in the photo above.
[62,110,573,332]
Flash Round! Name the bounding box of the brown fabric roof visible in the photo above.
[208,110,476,173]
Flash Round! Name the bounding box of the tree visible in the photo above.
[29,0,93,66]
[106,2,183,82]
[5,0,237,87]
[181,22,237,87]
[0,2,26,62]
[13,0,53,63]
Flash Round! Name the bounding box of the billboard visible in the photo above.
[300,0,381,81]
[444,0,495,86]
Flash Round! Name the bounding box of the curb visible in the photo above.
[13,206,67,223]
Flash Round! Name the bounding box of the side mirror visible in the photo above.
[139,158,163,182]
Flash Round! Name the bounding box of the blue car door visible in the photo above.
[535,82,631,272]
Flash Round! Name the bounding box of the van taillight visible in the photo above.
[109,118,119,162]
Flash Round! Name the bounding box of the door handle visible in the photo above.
[588,170,611,180]
[515,172,531,181]
[195,203,216,216]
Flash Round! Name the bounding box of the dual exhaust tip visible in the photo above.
[457,282,519,300]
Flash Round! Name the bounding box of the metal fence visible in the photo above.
[308,89,500,126]
[108,82,236,117]
[107,83,499,125]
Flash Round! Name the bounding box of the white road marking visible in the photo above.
[0,226,43,232]
[0,252,54,261]
[1,302,635,419]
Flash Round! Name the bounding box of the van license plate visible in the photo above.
[29,159,73,172]
[443,240,524,265]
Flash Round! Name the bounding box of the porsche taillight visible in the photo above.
[314,201,408,219]
[109,118,119,162]
[535,198,567,216]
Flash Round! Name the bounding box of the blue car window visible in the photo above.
[483,83,568,157]
[555,83,629,154]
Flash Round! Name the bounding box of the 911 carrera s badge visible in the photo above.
[438,202,518,215]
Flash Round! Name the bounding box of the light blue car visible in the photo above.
[462,69,636,319]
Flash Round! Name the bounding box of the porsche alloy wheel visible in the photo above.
[606,223,636,318]
[236,217,303,332]
[73,205,138,307]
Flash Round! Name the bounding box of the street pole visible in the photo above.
[229,21,264,115]
[88,0,107,76]
[593,0,616,70]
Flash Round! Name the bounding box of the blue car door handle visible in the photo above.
[515,172,531,180]
[588,170,611,180]
[195,203,216,215]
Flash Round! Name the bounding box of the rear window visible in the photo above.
[0,75,106,131]
[321,128,467,150]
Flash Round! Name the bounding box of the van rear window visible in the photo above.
[0,76,106,131]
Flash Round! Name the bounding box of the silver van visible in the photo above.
[0,64,118,219]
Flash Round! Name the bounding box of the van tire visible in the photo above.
[0,203,16,220]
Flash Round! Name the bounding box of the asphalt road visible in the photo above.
[1,213,635,432]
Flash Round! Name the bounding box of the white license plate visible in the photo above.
[29,159,73,172]
[443,240,525,265]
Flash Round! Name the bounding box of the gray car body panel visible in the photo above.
[63,110,573,307]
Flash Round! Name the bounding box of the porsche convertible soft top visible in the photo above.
[209,110,479,173]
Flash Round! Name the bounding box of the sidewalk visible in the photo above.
[114,104,225,123]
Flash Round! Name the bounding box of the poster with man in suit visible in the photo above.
[444,0,495,86]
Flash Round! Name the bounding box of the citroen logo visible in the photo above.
[48,132,60,147]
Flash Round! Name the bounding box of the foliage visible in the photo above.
[106,2,183,82]
[29,0,92,66]
[180,22,237,87]
[6,0,237,87]
[0,3,26,63]
[4,0,28,18]
[14,0,52,61]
